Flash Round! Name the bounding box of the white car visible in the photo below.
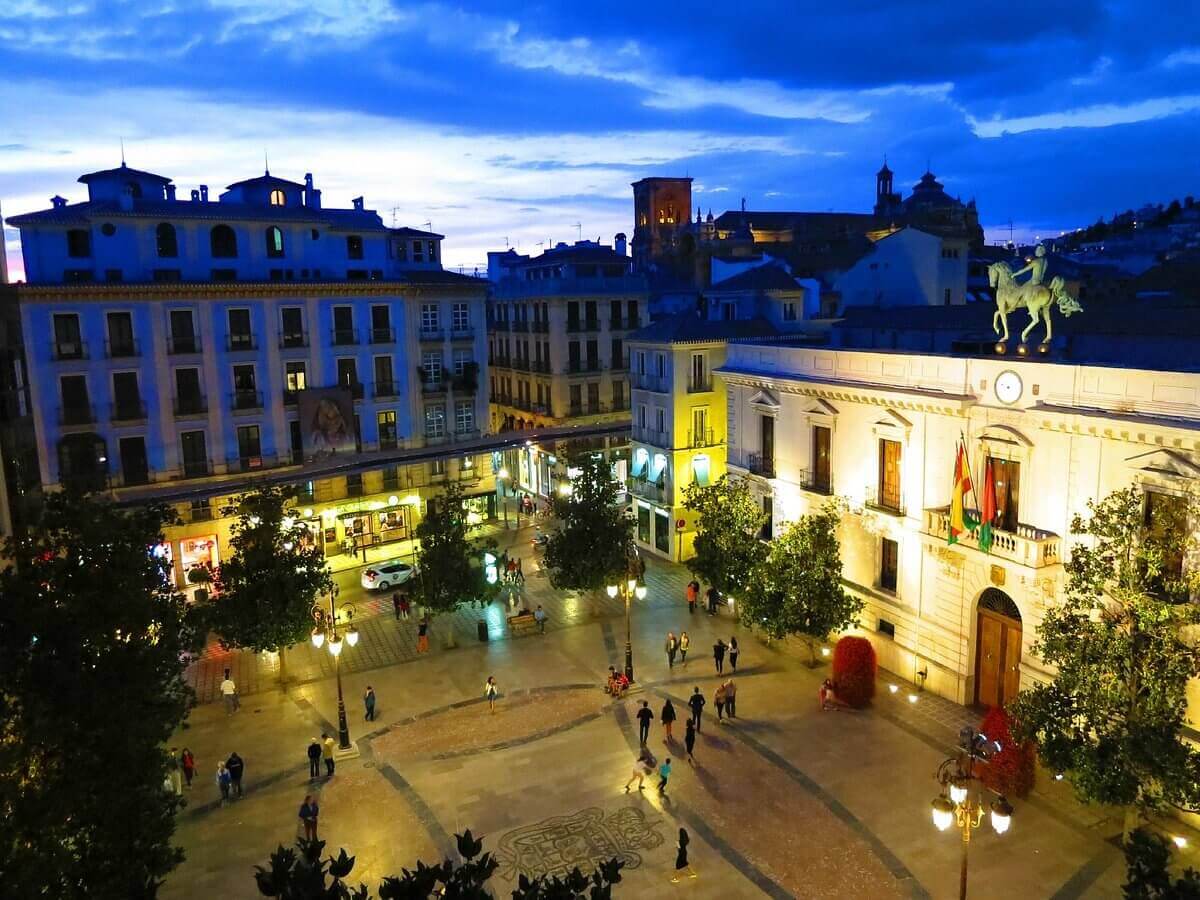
[360,559,416,591]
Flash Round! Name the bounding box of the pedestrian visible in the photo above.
[167,746,183,795]
[484,676,499,713]
[661,699,677,741]
[657,757,672,794]
[714,682,727,721]
[216,762,231,804]
[181,748,195,789]
[623,748,655,792]
[399,593,411,620]
[364,685,376,721]
[729,636,739,672]
[220,669,238,715]
[299,794,319,842]
[636,700,654,745]
[671,827,697,882]
[534,604,546,634]
[665,631,678,669]
[679,632,690,665]
[306,737,322,779]
[417,615,430,653]
[705,586,719,616]
[515,557,525,585]
[322,732,335,776]
[688,687,705,732]
[684,718,696,763]
[226,751,245,798]
[713,638,727,674]
[724,678,737,718]
[686,579,699,614]
[392,591,402,621]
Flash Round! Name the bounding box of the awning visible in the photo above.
[630,447,649,478]
[692,455,711,486]
[647,453,667,484]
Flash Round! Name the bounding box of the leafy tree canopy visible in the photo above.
[1012,487,1200,838]
[739,501,861,663]
[683,475,767,599]
[0,491,202,897]
[543,452,634,594]
[206,485,332,654]
[1122,828,1200,900]
[412,481,497,616]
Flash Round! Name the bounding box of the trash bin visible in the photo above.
[477,620,488,642]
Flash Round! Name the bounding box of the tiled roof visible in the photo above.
[710,264,802,293]
[224,174,306,190]
[78,165,171,184]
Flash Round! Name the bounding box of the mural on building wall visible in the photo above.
[297,388,355,456]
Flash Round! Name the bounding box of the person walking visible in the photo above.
[665,631,678,669]
[714,682,727,722]
[724,678,737,718]
[705,586,719,616]
[307,738,322,780]
[515,557,525,585]
[534,605,546,634]
[679,632,690,666]
[226,751,245,798]
[364,685,377,721]
[729,636,740,673]
[684,718,696,764]
[686,579,699,615]
[216,762,231,805]
[322,733,336,776]
[220,669,239,715]
[392,591,402,621]
[713,638,727,674]
[399,593,411,620]
[181,748,195,789]
[671,828,697,882]
[167,747,183,795]
[417,615,430,653]
[657,757,672,795]
[484,676,499,713]
[687,687,705,732]
[299,795,319,842]
[624,748,655,792]
[636,700,654,745]
[661,699,677,741]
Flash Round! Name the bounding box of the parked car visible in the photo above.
[360,559,416,591]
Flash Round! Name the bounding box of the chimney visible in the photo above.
[166,184,176,201]
[50,195,67,208]
[199,184,209,202]
[190,189,200,202]
[614,232,627,257]
[352,196,364,211]
[303,173,314,206]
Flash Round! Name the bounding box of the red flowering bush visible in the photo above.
[977,706,1036,798]
[831,636,876,708]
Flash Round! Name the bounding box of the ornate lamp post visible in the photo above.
[930,728,1014,900]
[310,583,359,752]
[606,576,647,683]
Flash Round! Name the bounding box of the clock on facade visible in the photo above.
[994,370,1023,404]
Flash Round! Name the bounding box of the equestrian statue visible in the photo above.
[988,245,1083,346]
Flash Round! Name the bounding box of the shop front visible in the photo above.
[179,533,219,600]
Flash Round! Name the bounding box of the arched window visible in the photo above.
[156,223,178,258]
[269,189,286,207]
[265,226,284,258]
[210,224,238,258]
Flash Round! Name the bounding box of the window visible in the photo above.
[567,301,580,330]
[989,457,1020,533]
[289,421,303,464]
[568,341,580,371]
[456,400,474,434]
[374,356,394,393]
[422,351,442,383]
[812,426,831,492]
[655,509,671,553]
[638,404,647,429]
[346,473,364,497]
[690,353,707,391]
[336,358,358,390]
[175,368,204,414]
[569,384,582,413]
[210,224,238,258]
[266,226,284,258]
[378,410,397,449]
[656,407,665,434]
[332,306,355,344]
[390,238,408,261]
[156,223,178,258]
[655,353,665,378]
[269,188,286,206]
[452,349,471,377]
[627,300,639,326]
[612,380,625,409]
[237,425,262,468]
[877,439,902,512]
[66,229,91,258]
[944,288,952,305]
[783,302,797,321]
[427,240,437,261]
[118,436,149,485]
[371,305,392,342]
[181,431,208,478]
[760,414,775,470]
[421,303,440,333]
[878,618,896,638]
[691,408,708,446]
[227,308,253,350]
[281,307,304,347]
[760,495,773,541]
[638,505,651,543]
[232,364,257,407]
[285,361,307,393]
[880,538,898,592]
[425,404,446,439]
[60,374,90,422]
[636,351,646,376]
[53,313,83,358]
[169,309,196,353]
[112,372,142,419]
[413,240,424,262]
[1144,490,1187,593]
[587,382,600,413]
[452,302,469,332]
[106,311,135,357]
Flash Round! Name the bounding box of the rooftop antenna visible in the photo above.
[264,149,270,175]
[575,222,582,242]
[120,137,125,166]
[421,221,432,232]
[390,207,401,227]
[504,236,509,248]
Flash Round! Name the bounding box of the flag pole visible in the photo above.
[959,429,984,523]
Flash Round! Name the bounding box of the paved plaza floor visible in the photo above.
[164,533,1182,899]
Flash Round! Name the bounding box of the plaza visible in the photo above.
[166,528,1147,899]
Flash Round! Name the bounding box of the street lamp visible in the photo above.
[606,575,647,683]
[310,583,359,752]
[497,466,510,526]
[930,728,1013,899]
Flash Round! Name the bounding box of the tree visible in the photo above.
[543,452,634,597]
[205,485,332,683]
[684,475,768,601]
[738,502,861,664]
[1122,828,1200,899]
[255,832,624,899]
[411,481,497,621]
[1012,488,1200,841]
[0,491,202,897]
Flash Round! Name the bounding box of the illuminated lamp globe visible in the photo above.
[328,635,344,657]
[558,483,572,497]
[949,777,968,806]
[498,467,510,479]
[635,585,648,600]
[346,626,360,648]
[626,579,637,592]
[311,628,326,650]
[931,796,955,831]
[990,797,1013,835]
[606,585,619,599]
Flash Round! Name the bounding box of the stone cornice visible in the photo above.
[6,279,487,303]
[718,367,976,416]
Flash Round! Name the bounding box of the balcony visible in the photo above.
[799,467,833,495]
[173,395,208,417]
[227,334,257,352]
[630,477,668,504]
[369,327,396,344]
[924,506,1062,568]
[233,454,267,473]
[379,434,398,451]
[566,319,601,333]
[567,359,603,374]
[422,380,448,395]
[283,389,299,406]
[373,380,398,399]
[511,320,529,333]
[610,355,628,372]
[531,320,549,333]
[632,374,668,393]
[111,400,147,422]
[531,359,552,374]
[342,382,365,400]
[452,373,479,394]
[512,358,531,372]
[489,320,510,332]
[230,390,264,413]
[168,334,202,355]
[687,376,713,394]
[688,428,719,448]
[59,404,95,426]
[106,339,140,359]
[181,459,212,480]
[865,485,904,517]
[279,332,308,350]
[632,424,670,446]
[747,452,776,479]
[331,327,359,346]
[419,328,445,342]
[451,326,475,342]
[51,340,88,361]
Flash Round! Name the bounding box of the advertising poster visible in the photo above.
[297,387,356,456]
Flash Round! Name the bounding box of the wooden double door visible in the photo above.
[975,608,1021,708]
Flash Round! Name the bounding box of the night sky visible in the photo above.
[1,0,1198,277]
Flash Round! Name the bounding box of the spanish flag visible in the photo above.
[948,442,975,545]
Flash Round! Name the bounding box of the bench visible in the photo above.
[507,613,539,636]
